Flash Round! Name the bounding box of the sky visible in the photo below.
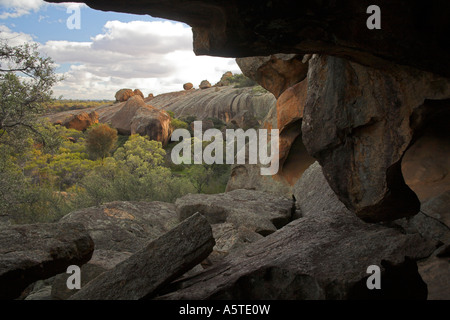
[0,0,241,99]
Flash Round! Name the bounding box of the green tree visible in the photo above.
[0,42,59,144]
[85,123,118,160]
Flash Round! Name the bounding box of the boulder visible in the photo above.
[159,163,437,300]
[199,80,211,89]
[214,71,233,87]
[133,89,144,99]
[57,111,98,131]
[109,95,172,145]
[183,82,193,90]
[175,189,293,236]
[302,54,450,222]
[115,89,134,102]
[69,213,215,300]
[236,54,308,98]
[0,223,94,299]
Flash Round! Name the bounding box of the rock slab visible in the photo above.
[69,213,214,300]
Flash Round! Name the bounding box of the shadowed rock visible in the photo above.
[157,163,437,300]
[69,213,214,300]
[0,223,94,299]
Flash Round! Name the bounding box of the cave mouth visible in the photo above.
[402,99,450,225]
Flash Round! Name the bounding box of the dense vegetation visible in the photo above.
[0,41,231,224]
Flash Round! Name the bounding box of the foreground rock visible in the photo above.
[52,201,179,299]
[70,213,214,300]
[176,189,293,236]
[158,163,437,299]
[0,223,94,299]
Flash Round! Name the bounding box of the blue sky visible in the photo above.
[0,0,240,99]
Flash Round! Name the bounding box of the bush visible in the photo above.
[86,124,118,160]
[228,73,257,88]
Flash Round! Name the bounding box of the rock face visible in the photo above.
[236,54,308,98]
[175,189,293,236]
[52,201,179,299]
[149,86,275,129]
[302,54,450,222]
[69,213,215,300]
[55,111,99,131]
[0,223,94,299]
[226,78,315,195]
[47,0,450,78]
[159,163,437,300]
[183,82,193,90]
[199,80,211,89]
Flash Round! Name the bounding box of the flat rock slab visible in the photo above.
[59,201,179,253]
[70,213,214,300]
[0,223,94,299]
[159,164,437,300]
[176,189,293,236]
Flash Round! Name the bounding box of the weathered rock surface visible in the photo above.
[51,201,179,299]
[303,54,450,222]
[70,213,215,300]
[46,1,450,78]
[59,200,179,254]
[158,163,437,300]
[150,86,275,129]
[226,79,315,195]
[236,54,308,98]
[48,86,275,140]
[175,189,293,236]
[0,223,94,299]
[54,111,99,131]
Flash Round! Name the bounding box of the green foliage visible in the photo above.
[86,123,118,160]
[0,42,60,144]
[228,73,257,88]
[251,85,268,95]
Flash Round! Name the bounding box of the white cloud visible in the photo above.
[0,0,43,19]
[38,20,241,100]
[0,24,33,45]
[0,0,86,19]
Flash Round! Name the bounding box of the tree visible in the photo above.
[85,123,118,160]
[0,41,59,143]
